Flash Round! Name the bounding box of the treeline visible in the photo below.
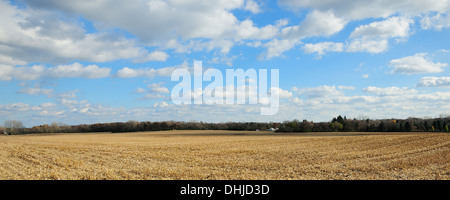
[4,120,276,135]
[277,115,450,133]
[2,116,450,135]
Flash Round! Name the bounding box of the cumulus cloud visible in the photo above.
[261,39,299,59]
[0,1,149,65]
[18,85,54,97]
[277,0,450,20]
[347,39,389,54]
[281,10,347,40]
[47,63,111,79]
[302,42,344,55]
[350,17,412,39]
[153,101,169,108]
[389,53,448,74]
[347,17,412,54]
[116,61,190,78]
[0,62,111,81]
[271,87,293,99]
[278,13,415,57]
[417,77,450,87]
[272,1,450,57]
[20,0,278,55]
[261,10,346,59]
[4,0,450,63]
[288,84,450,121]
[135,83,170,100]
[292,85,345,99]
[244,0,261,14]
[133,51,170,63]
[236,19,278,40]
[147,83,170,94]
[303,39,388,55]
[0,65,43,81]
[421,12,450,30]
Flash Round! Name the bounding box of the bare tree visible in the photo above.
[4,120,25,135]
[49,122,67,133]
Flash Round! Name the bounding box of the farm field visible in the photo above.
[0,130,448,180]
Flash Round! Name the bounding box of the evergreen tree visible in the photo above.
[405,122,412,132]
[337,115,345,124]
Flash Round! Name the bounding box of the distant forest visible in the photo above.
[2,115,450,135]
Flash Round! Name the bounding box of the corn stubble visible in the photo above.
[0,130,448,180]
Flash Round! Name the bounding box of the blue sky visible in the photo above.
[1,0,450,127]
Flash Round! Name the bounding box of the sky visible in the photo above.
[1,0,450,127]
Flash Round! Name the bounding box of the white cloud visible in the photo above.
[116,67,139,78]
[133,51,170,63]
[246,41,262,48]
[0,1,147,65]
[0,63,111,81]
[236,19,278,40]
[2,0,449,64]
[22,0,241,41]
[262,10,346,59]
[292,85,345,99]
[163,39,235,55]
[417,76,450,87]
[347,38,389,54]
[47,63,111,79]
[363,86,418,96]
[278,0,450,20]
[116,61,190,78]
[134,83,170,100]
[153,101,169,108]
[281,10,346,40]
[20,0,278,56]
[347,16,412,54]
[244,0,261,14]
[288,85,450,121]
[274,14,414,57]
[389,53,448,74]
[261,39,299,59]
[18,85,54,97]
[421,12,450,30]
[0,65,46,81]
[147,83,170,94]
[0,103,32,112]
[350,17,412,39]
[273,2,446,57]
[0,65,15,81]
[305,39,389,56]
[302,42,344,55]
[271,87,293,99]
[275,19,289,28]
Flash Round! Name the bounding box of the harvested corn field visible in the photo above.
[0,130,448,180]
